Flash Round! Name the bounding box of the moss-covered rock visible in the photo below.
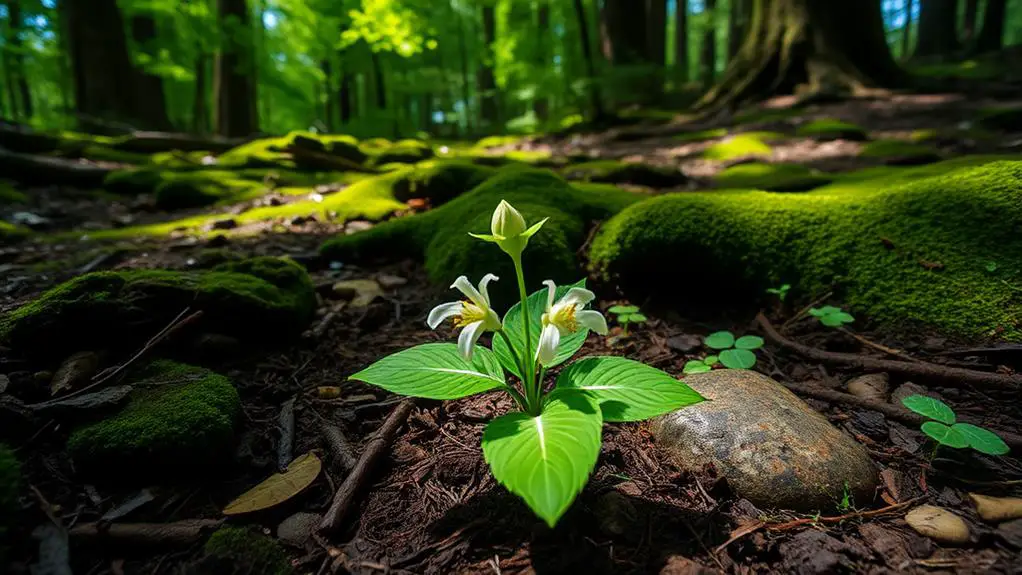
[0,221,29,242]
[104,169,268,209]
[591,160,1022,341]
[396,160,496,205]
[321,168,639,305]
[196,527,293,575]
[703,132,779,161]
[0,180,27,204]
[714,162,831,191]
[67,361,240,478]
[368,139,435,166]
[0,256,315,358]
[795,119,868,141]
[859,140,942,166]
[977,106,1022,132]
[562,161,688,188]
[77,145,150,164]
[672,128,728,142]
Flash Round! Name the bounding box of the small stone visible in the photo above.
[276,511,321,548]
[11,211,51,229]
[653,370,877,511]
[345,220,373,234]
[905,505,970,544]
[376,274,408,289]
[666,334,702,353]
[206,234,230,247]
[969,493,1022,523]
[845,373,889,402]
[210,219,238,230]
[593,490,638,536]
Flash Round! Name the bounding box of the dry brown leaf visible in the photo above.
[50,351,100,397]
[969,493,1022,523]
[331,279,382,308]
[223,452,322,516]
[316,386,342,400]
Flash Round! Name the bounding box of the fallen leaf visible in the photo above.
[50,351,100,397]
[970,493,1022,523]
[223,452,322,516]
[31,386,133,416]
[316,386,342,399]
[331,279,382,308]
[905,505,970,544]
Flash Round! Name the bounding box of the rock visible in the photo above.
[905,505,970,544]
[49,351,101,396]
[778,529,871,575]
[331,279,382,308]
[10,211,51,230]
[276,512,321,548]
[653,370,877,511]
[210,219,238,230]
[970,493,1022,523]
[845,373,889,402]
[666,334,702,353]
[593,490,638,537]
[658,555,716,575]
[196,526,294,575]
[891,382,933,406]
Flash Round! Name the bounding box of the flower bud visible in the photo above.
[491,200,527,239]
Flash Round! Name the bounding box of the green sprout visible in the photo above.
[766,283,791,301]
[901,395,1010,456]
[698,330,764,370]
[836,481,854,513]
[809,305,855,327]
[682,355,719,374]
[607,304,647,336]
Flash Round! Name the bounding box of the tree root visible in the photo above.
[69,519,223,547]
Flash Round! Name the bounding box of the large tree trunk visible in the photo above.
[646,0,667,66]
[193,54,209,133]
[698,0,904,111]
[478,3,499,126]
[369,49,386,110]
[915,0,959,57]
[572,0,604,121]
[129,14,172,130]
[728,0,750,61]
[675,0,689,84]
[962,0,979,45]
[901,0,914,59]
[601,0,648,66]
[974,0,1006,53]
[533,0,550,122]
[213,0,258,137]
[5,0,32,120]
[701,0,718,85]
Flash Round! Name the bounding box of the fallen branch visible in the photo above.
[0,147,112,187]
[840,328,922,363]
[318,399,415,533]
[757,313,1022,391]
[278,397,296,470]
[69,519,223,547]
[320,423,358,474]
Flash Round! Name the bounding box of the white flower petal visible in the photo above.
[457,320,486,361]
[536,323,561,365]
[451,275,486,308]
[476,273,499,307]
[576,310,609,335]
[426,301,462,329]
[542,279,557,311]
[483,307,503,331]
[558,287,596,308]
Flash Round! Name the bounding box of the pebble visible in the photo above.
[905,505,970,544]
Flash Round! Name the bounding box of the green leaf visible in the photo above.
[921,421,968,448]
[349,343,506,400]
[556,356,704,422]
[819,314,846,327]
[835,312,855,324]
[629,313,648,323]
[617,314,633,323]
[493,279,589,378]
[901,395,956,425]
[952,423,1010,455]
[719,349,757,369]
[703,355,719,365]
[608,305,639,315]
[481,389,603,528]
[683,361,712,374]
[704,331,735,350]
[734,335,764,350]
[808,307,827,317]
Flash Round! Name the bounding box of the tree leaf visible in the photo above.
[704,331,735,350]
[617,314,632,322]
[493,279,589,378]
[683,361,712,374]
[921,421,968,449]
[820,314,845,327]
[704,355,719,365]
[481,389,602,527]
[556,356,704,422]
[349,343,506,400]
[734,335,764,350]
[719,348,757,369]
[629,313,648,323]
[901,395,956,425]
[952,423,1010,455]
[835,312,855,324]
[224,452,322,515]
[608,305,639,314]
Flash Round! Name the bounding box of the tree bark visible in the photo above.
[5,0,32,120]
[214,0,259,137]
[533,0,550,122]
[701,0,718,85]
[697,0,905,111]
[369,49,386,110]
[728,0,749,61]
[193,55,209,133]
[915,0,959,57]
[572,0,605,121]
[962,0,979,44]
[646,0,667,66]
[478,3,499,126]
[601,0,648,66]
[901,0,914,59]
[675,0,689,84]
[974,0,1006,53]
[129,14,172,130]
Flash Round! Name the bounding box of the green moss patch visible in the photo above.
[703,132,780,161]
[0,220,29,241]
[859,140,942,165]
[0,256,315,358]
[67,361,240,479]
[367,139,435,166]
[562,161,687,188]
[714,162,831,192]
[198,527,293,575]
[321,168,639,306]
[672,128,728,142]
[795,119,868,141]
[104,169,269,209]
[591,160,1022,341]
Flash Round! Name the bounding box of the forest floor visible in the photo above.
[2,91,1022,575]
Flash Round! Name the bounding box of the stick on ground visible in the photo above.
[320,423,358,474]
[69,519,223,547]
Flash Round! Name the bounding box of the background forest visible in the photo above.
[2,0,1020,140]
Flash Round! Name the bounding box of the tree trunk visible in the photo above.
[646,0,667,65]
[533,0,550,122]
[728,0,749,61]
[962,0,979,44]
[675,0,689,84]
[478,3,499,126]
[572,0,604,121]
[974,0,1006,53]
[697,0,905,110]
[5,0,32,120]
[369,49,386,110]
[701,0,717,85]
[338,68,352,124]
[915,0,959,57]
[129,14,172,130]
[901,0,914,59]
[214,0,258,137]
[601,0,648,66]
[193,54,209,133]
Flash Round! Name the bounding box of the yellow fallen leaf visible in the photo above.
[316,386,342,399]
[332,279,382,308]
[223,452,322,516]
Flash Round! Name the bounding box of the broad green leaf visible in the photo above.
[481,389,602,527]
[835,312,855,324]
[704,355,719,365]
[349,343,506,400]
[629,313,648,323]
[952,423,1010,455]
[493,279,589,378]
[704,331,735,350]
[901,395,956,425]
[683,361,712,374]
[719,349,757,369]
[820,314,844,327]
[608,305,639,314]
[810,306,842,317]
[921,421,968,448]
[556,356,704,422]
[617,314,633,322]
[734,335,764,350]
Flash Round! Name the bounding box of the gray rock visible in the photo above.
[653,370,877,512]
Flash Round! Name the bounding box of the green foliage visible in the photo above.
[200,526,294,575]
[714,162,831,192]
[693,331,763,370]
[809,306,855,327]
[767,284,791,301]
[607,304,646,336]
[795,119,868,141]
[703,133,778,161]
[493,280,590,378]
[350,343,507,399]
[901,395,1009,456]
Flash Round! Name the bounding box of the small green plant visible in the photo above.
[809,305,855,327]
[766,283,791,301]
[703,331,764,370]
[607,305,647,336]
[682,355,719,374]
[836,481,854,513]
[901,395,1010,456]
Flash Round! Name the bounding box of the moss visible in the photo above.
[0,220,29,241]
[703,132,779,161]
[475,135,527,149]
[591,160,1022,341]
[0,256,315,358]
[321,167,640,306]
[977,106,1022,132]
[673,128,728,142]
[796,119,868,141]
[78,145,150,164]
[216,136,293,169]
[199,527,293,575]
[561,160,687,188]
[397,160,496,204]
[733,107,805,125]
[0,180,27,204]
[103,169,268,209]
[859,140,942,165]
[149,150,215,168]
[910,59,1005,81]
[67,361,240,479]
[714,162,831,191]
[368,139,435,166]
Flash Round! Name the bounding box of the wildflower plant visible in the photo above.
[349,200,705,527]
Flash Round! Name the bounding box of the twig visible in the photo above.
[839,328,922,363]
[310,303,346,339]
[320,423,358,474]
[319,399,415,533]
[278,397,296,471]
[757,313,1022,391]
[766,497,923,531]
[69,519,223,547]
[780,290,833,332]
